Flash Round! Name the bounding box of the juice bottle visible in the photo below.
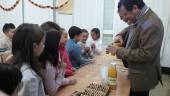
[108,62,117,89]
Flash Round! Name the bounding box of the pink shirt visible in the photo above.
[42,62,70,96]
[59,43,73,76]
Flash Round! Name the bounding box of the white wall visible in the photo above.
[73,0,104,32]
[56,13,73,31]
[0,0,23,37]
[0,0,104,35]
[144,0,170,67]
[56,0,104,34]
[161,21,170,67]
[0,0,53,37]
[24,0,53,24]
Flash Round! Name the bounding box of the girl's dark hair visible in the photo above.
[39,29,62,68]
[91,28,100,40]
[12,23,44,76]
[41,21,61,32]
[118,0,145,11]
[0,63,22,95]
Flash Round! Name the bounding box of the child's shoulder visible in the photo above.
[21,64,40,81]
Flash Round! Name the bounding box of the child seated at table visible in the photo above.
[78,29,93,59]
[41,21,74,76]
[0,23,15,53]
[66,26,93,69]
[59,28,74,77]
[12,23,46,96]
[87,28,102,55]
[39,29,76,96]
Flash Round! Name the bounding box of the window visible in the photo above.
[103,0,114,30]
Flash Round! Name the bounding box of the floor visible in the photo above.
[150,74,170,96]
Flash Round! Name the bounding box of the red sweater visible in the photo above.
[59,43,73,76]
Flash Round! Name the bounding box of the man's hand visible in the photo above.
[106,45,117,55]
[113,35,124,46]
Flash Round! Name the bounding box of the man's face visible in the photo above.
[118,10,128,23]
[119,5,138,25]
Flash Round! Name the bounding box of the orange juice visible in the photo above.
[108,63,117,90]
[108,66,117,77]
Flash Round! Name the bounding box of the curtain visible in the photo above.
[144,0,170,67]
[58,0,73,15]
[161,13,170,67]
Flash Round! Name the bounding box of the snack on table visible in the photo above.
[71,91,82,96]
[71,82,110,96]
[87,83,109,92]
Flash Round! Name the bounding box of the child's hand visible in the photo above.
[91,44,96,49]
[72,71,76,75]
[72,67,77,72]
[90,59,95,63]
[69,79,77,85]
[84,47,90,52]
[106,45,117,55]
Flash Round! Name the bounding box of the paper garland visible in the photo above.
[0,0,70,11]
[0,0,20,11]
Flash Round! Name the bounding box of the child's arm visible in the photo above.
[57,63,76,85]
[43,63,61,96]
[62,78,77,85]
[72,45,84,65]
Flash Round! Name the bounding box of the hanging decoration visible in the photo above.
[28,0,70,10]
[58,0,73,15]
[0,0,71,11]
[0,0,20,11]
